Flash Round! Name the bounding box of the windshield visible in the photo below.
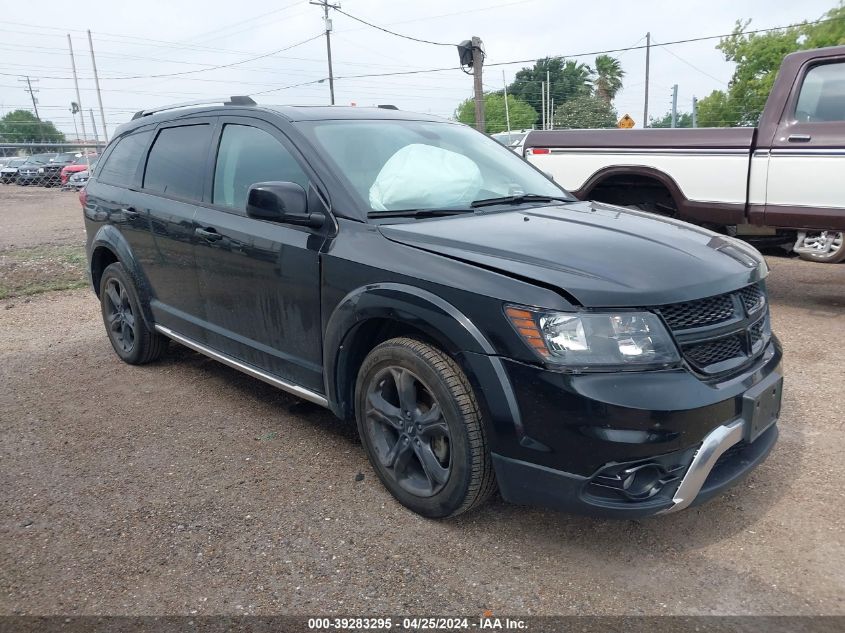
[25,154,55,165]
[7,158,26,167]
[73,155,96,165]
[298,120,571,214]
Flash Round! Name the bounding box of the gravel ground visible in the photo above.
[0,185,86,250]
[0,189,843,616]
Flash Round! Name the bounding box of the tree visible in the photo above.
[553,95,617,129]
[649,111,694,128]
[508,57,592,113]
[455,93,538,133]
[593,55,625,103]
[696,90,737,127]
[698,5,845,127]
[0,110,65,143]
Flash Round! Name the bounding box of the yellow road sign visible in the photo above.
[618,114,635,129]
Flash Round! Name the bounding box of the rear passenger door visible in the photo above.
[135,119,215,341]
[89,126,155,285]
[193,117,328,392]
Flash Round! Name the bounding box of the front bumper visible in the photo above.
[471,337,782,518]
[493,422,777,518]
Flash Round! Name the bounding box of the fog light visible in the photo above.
[619,464,665,500]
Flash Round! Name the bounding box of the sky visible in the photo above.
[0,0,838,140]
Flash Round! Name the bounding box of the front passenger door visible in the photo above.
[193,118,329,392]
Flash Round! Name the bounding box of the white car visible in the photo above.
[1,157,27,184]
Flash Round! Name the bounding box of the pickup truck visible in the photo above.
[524,45,845,263]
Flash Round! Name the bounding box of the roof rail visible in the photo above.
[131,96,257,120]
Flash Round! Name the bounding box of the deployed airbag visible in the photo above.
[369,143,483,211]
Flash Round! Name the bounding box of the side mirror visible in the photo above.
[246,181,325,228]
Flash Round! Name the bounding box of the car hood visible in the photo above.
[377,201,767,307]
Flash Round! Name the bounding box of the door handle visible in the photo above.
[787,134,811,142]
[195,227,223,242]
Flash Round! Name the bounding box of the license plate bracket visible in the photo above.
[742,372,783,442]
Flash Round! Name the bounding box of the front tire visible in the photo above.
[355,337,496,518]
[99,262,168,364]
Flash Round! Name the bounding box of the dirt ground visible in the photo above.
[0,188,843,616]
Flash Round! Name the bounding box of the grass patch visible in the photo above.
[0,245,88,300]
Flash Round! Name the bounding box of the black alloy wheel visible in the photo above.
[98,262,168,365]
[355,337,496,518]
[104,277,136,355]
[364,366,452,497]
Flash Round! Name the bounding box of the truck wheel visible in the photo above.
[797,231,845,263]
[355,337,496,518]
[99,262,168,364]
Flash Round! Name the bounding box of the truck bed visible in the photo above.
[524,127,756,151]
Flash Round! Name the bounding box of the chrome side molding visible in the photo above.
[660,419,744,514]
[154,324,329,408]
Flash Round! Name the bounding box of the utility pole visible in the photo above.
[471,36,485,132]
[643,32,651,128]
[671,84,678,128]
[692,96,698,128]
[67,34,89,144]
[541,81,546,131]
[87,30,108,142]
[19,76,40,120]
[502,70,511,141]
[311,0,339,105]
[19,76,43,140]
[89,109,100,146]
[546,70,551,130]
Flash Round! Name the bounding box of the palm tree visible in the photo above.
[593,55,625,103]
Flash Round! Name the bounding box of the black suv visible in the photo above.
[82,98,783,518]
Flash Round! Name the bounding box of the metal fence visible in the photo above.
[0,142,105,189]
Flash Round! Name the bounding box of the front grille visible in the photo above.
[654,282,771,377]
[658,293,735,330]
[685,335,744,367]
[739,284,765,314]
[749,319,765,347]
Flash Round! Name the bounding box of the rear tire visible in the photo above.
[355,337,496,518]
[797,231,845,263]
[99,262,168,364]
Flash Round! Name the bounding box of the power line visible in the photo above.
[102,33,324,80]
[652,37,729,85]
[181,0,305,46]
[333,8,457,46]
[0,34,324,82]
[319,15,845,83]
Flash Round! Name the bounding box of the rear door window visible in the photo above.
[98,130,153,186]
[143,124,213,201]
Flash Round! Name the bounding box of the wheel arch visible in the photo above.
[323,283,496,421]
[89,225,155,328]
[573,165,683,213]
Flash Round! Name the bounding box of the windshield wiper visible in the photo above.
[367,208,475,219]
[470,193,572,208]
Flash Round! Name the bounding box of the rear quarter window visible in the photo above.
[97,130,153,186]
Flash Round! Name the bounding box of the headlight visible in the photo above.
[505,306,680,368]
